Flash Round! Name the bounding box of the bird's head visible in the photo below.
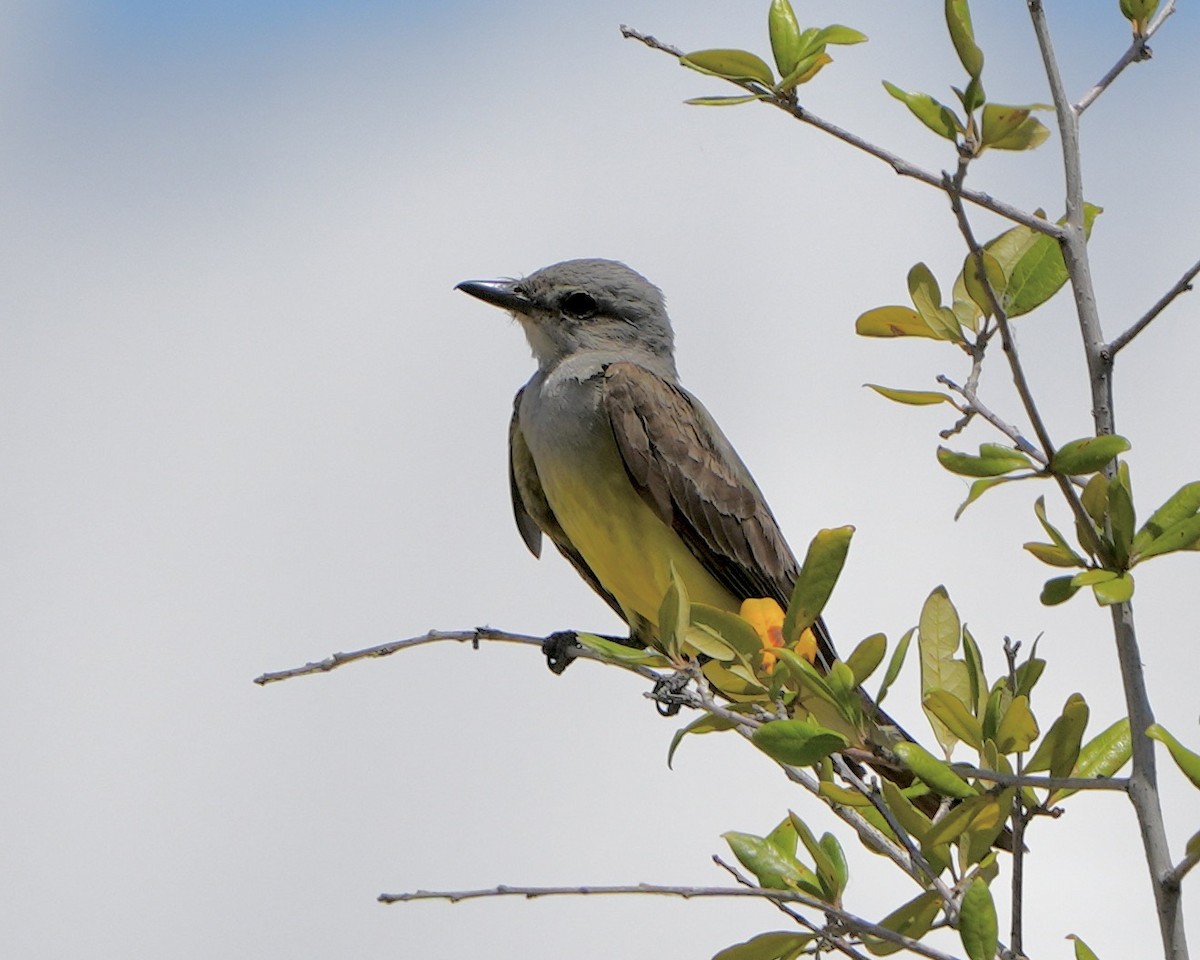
[456,259,677,377]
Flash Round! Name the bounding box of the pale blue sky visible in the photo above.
[4,2,1197,958]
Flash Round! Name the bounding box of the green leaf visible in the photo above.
[907,263,963,341]
[777,50,832,92]
[882,81,961,141]
[960,249,1006,317]
[987,115,1050,151]
[1146,724,1200,789]
[680,49,775,86]
[894,741,978,798]
[855,305,940,339]
[923,689,983,749]
[995,695,1039,754]
[1050,717,1131,803]
[723,831,823,895]
[954,475,1022,520]
[938,444,1031,478]
[1050,435,1131,475]
[1040,575,1080,605]
[713,931,813,960]
[880,779,933,844]
[658,563,690,661]
[980,103,1031,147]
[573,633,672,668]
[783,526,854,643]
[684,95,768,107]
[814,25,869,47]
[960,625,988,717]
[876,627,913,705]
[753,718,849,767]
[818,832,849,899]
[863,891,941,956]
[1068,934,1102,960]
[1081,474,1110,526]
[959,878,999,960]
[918,586,972,753]
[1033,496,1075,552]
[945,0,984,79]
[1135,514,1200,561]
[1133,481,1200,554]
[1025,693,1089,777]
[667,712,738,769]
[1001,204,1102,317]
[1023,541,1086,568]
[1091,572,1134,605]
[789,813,842,901]
[690,602,768,663]
[922,794,995,847]
[845,633,887,686]
[866,384,954,406]
[768,0,803,76]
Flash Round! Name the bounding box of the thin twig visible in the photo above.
[936,375,1045,464]
[712,855,820,937]
[952,764,1129,792]
[619,24,1062,238]
[253,628,665,686]
[380,883,961,960]
[1075,0,1177,115]
[1107,256,1200,357]
[1166,844,1200,890]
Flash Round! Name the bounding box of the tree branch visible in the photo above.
[952,764,1129,792]
[1028,4,1188,957]
[253,628,665,686]
[619,24,1062,238]
[380,883,963,960]
[1074,0,1177,115]
[1107,256,1200,358]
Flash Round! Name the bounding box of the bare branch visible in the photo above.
[1075,0,1178,115]
[1108,256,1200,357]
[619,24,1062,238]
[253,628,665,686]
[952,764,1129,792]
[380,883,964,960]
[1166,842,1200,890]
[1028,5,1188,956]
[936,374,1045,465]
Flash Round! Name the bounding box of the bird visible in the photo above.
[455,258,839,675]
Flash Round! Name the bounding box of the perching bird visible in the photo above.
[456,258,838,672]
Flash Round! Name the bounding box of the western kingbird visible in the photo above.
[456,258,838,671]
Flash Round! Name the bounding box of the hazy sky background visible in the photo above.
[4,1,1198,957]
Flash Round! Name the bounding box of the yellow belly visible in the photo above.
[542,461,739,630]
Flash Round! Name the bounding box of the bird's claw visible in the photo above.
[542,631,581,674]
[651,671,693,717]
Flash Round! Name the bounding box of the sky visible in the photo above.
[3,1,1198,958]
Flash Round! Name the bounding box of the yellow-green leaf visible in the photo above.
[667,712,738,769]
[1135,514,1200,561]
[753,718,849,767]
[863,891,941,956]
[987,116,1050,151]
[938,445,1030,478]
[1024,541,1085,568]
[1068,934,1101,960]
[882,81,961,140]
[945,0,984,79]
[894,741,978,798]
[680,49,775,86]
[1091,572,1134,606]
[1024,693,1089,777]
[923,689,983,749]
[918,586,972,753]
[1050,717,1130,803]
[1051,435,1131,475]
[1146,724,1200,789]
[713,931,814,960]
[845,633,887,686]
[724,831,823,895]
[856,305,939,338]
[684,94,768,107]
[768,0,803,76]
[959,878,998,960]
[995,694,1039,754]
[1133,481,1200,554]
[783,526,854,643]
[866,384,954,406]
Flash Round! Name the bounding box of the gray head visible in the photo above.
[456,259,677,377]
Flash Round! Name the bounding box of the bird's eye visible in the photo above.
[561,290,598,319]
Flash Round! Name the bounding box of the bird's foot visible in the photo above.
[651,670,693,717]
[542,631,581,674]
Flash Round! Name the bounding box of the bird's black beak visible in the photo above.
[455,278,530,314]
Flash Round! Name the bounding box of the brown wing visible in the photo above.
[601,362,838,668]
[508,387,629,626]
